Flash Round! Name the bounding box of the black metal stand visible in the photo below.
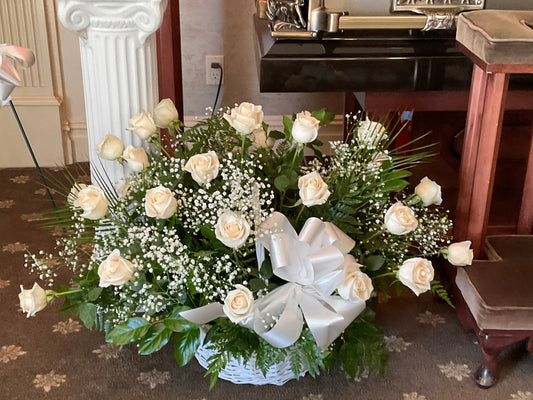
[9,99,57,209]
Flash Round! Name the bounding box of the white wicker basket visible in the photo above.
[195,343,307,385]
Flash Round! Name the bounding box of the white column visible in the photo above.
[57,0,167,186]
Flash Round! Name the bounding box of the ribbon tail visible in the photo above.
[179,303,225,325]
[324,294,366,342]
[298,291,344,350]
[251,283,304,348]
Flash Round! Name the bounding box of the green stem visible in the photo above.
[295,204,306,224]
[52,288,83,297]
[241,134,246,160]
[372,272,396,280]
[291,144,303,170]
[233,249,241,268]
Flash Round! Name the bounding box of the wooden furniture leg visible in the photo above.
[455,65,490,242]
[518,122,533,234]
[464,71,509,256]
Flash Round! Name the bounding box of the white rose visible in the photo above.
[96,134,124,161]
[67,183,87,206]
[19,283,49,317]
[144,186,177,219]
[153,98,179,128]
[223,102,263,134]
[97,249,135,287]
[357,118,386,147]
[369,152,390,169]
[128,111,158,140]
[398,257,434,296]
[447,241,474,266]
[337,256,373,302]
[415,176,442,207]
[223,284,255,323]
[215,212,251,249]
[183,151,220,184]
[122,146,149,172]
[384,201,418,235]
[73,185,109,220]
[292,111,320,143]
[118,178,132,196]
[251,129,275,149]
[298,171,330,207]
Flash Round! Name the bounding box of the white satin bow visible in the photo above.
[0,44,35,107]
[181,212,366,350]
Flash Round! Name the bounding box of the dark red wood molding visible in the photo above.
[156,0,184,119]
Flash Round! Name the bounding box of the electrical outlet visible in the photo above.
[205,55,224,85]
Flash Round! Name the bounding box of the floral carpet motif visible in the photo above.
[1,167,532,399]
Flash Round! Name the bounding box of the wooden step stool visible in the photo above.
[454,10,533,257]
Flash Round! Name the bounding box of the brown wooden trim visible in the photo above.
[156,0,183,119]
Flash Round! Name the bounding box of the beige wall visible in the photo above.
[180,0,344,117]
[0,1,343,168]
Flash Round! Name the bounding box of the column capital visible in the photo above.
[57,0,168,44]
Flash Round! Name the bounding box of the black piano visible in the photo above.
[255,0,533,94]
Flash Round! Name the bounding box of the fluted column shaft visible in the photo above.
[57,0,167,185]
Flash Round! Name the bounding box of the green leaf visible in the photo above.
[248,278,267,292]
[138,323,173,355]
[260,257,273,279]
[87,287,103,301]
[311,108,335,125]
[106,317,150,345]
[268,130,285,140]
[383,178,408,193]
[282,115,293,138]
[78,302,97,329]
[173,328,201,366]
[274,175,290,192]
[363,255,385,272]
[163,318,198,332]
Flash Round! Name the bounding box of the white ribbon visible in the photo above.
[181,212,366,350]
[0,44,35,107]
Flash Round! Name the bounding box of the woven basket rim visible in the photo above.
[195,343,307,385]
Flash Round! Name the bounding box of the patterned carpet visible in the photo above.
[1,166,532,400]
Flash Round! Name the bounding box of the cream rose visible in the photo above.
[144,186,177,219]
[447,241,474,266]
[19,283,49,317]
[398,257,434,296]
[97,249,135,287]
[337,256,373,302]
[67,183,88,206]
[128,111,158,140]
[73,185,109,220]
[292,111,320,144]
[215,212,251,249]
[223,284,255,323]
[384,201,418,235]
[122,146,149,172]
[96,134,124,161]
[251,129,275,149]
[415,176,442,207]
[357,118,387,147]
[183,151,220,184]
[223,102,264,134]
[298,171,330,207]
[153,98,179,128]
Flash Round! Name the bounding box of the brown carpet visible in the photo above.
[1,166,532,400]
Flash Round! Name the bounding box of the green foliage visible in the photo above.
[329,310,388,379]
[173,327,201,366]
[430,280,454,308]
[106,317,151,345]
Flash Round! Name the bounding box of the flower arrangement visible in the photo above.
[20,99,473,387]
